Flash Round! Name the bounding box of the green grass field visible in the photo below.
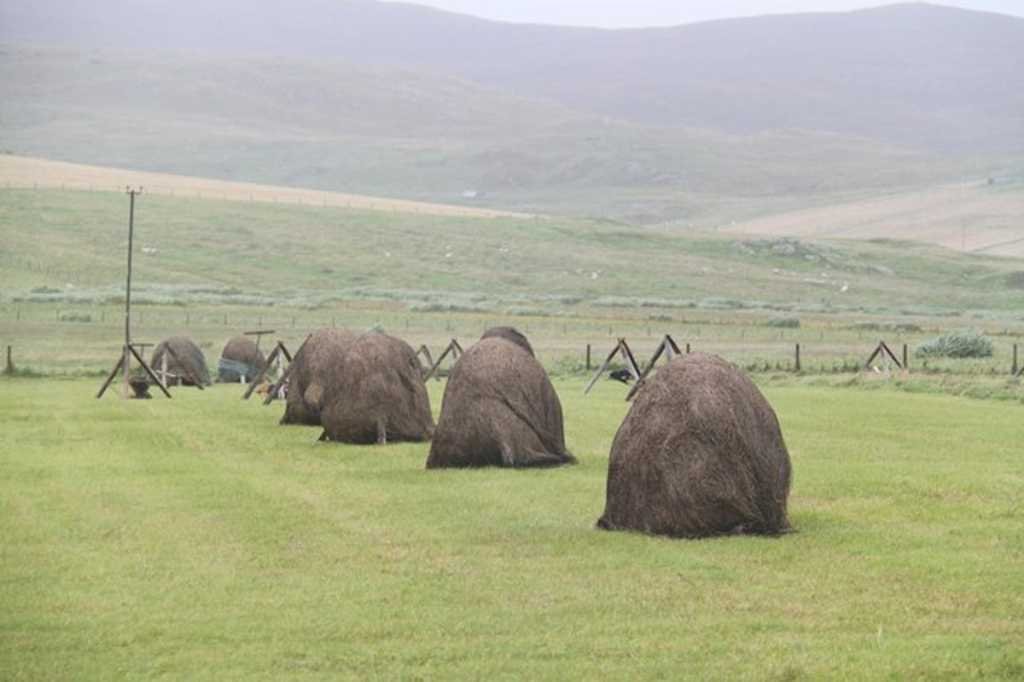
[2,377,1022,680]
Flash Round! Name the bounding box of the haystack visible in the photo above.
[597,353,792,538]
[281,328,355,426]
[151,336,211,386]
[217,336,266,383]
[426,330,575,468]
[319,332,434,444]
[480,326,534,356]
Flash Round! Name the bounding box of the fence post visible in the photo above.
[794,343,801,373]
[4,346,13,375]
[1013,344,1019,376]
[902,344,909,371]
[586,344,592,372]
[686,343,691,354]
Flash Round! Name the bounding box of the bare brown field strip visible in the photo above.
[725,182,1024,257]
[0,155,534,220]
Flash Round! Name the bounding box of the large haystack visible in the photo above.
[319,332,434,444]
[426,331,575,468]
[281,328,355,426]
[218,336,266,383]
[597,353,792,539]
[151,336,211,386]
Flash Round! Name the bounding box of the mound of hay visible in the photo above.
[480,326,534,356]
[597,353,792,539]
[151,336,211,386]
[281,328,355,426]
[426,330,575,468]
[319,332,434,444]
[218,336,266,383]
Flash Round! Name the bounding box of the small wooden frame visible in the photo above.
[96,344,171,399]
[865,341,904,372]
[416,345,435,373]
[625,335,683,401]
[243,339,298,401]
[423,339,463,381]
[262,339,305,406]
[585,338,643,396]
[244,329,277,349]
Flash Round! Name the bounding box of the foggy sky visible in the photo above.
[400,1,1024,27]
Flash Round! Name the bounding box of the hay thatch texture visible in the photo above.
[598,353,792,539]
[151,336,211,386]
[319,332,434,444]
[426,332,574,469]
[281,328,356,426]
[218,336,266,383]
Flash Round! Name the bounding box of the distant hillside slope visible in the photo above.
[2,186,1022,320]
[1,46,967,223]
[0,155,529,219]
[723,177,1024,257]
[2,2,1022,154]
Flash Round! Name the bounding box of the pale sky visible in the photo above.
[401,1,1024,27]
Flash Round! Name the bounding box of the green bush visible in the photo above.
[915,329,993,359]
[766,317,800,329]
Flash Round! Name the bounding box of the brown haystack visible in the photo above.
[480,326,534,356]
[319,332,434,444]
[426,331,575,468]
[151,336,211,386]
[218,336,266,383]
[281,328,355,426]
[598,353,792,539]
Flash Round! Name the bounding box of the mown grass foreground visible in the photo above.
[1,378,1021,680]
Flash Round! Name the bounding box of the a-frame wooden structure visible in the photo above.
[584,338,643,395]
[864,340,904,372]
[96,344,171,399]
[243,339,297,401]
[625,334,683,401]
[416,345,434,374]
[423,339,464,381]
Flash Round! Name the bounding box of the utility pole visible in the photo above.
[123,187,142,398]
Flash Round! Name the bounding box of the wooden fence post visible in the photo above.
[4,346,13,375]
[902,344,909,371]
[586,344,592,372]
[1013,344,1019,376]
[794,343,801,373]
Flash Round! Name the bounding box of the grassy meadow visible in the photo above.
[1,377,1022,680]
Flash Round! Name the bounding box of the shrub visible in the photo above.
[58,311,92,323]
[915,329,993,359]
[766,318,800,329]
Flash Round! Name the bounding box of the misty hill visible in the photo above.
[2,45,963,223]
[2,1,1023,155]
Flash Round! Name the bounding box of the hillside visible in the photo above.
[2,2,1023,154]
[0,45,994,223]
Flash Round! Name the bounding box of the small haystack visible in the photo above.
[281,328,355,426]
[151,336,211,386]
[597,353,792,539]
[480,326,534,356]
[426,330,575,468]
[218,336,266,383]
[319,332,434,444]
